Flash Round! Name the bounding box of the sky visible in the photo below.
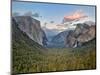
[12,1,96,30]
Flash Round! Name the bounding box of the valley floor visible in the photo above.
[12,47,96,74]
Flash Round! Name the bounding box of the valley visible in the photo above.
[12,15,96,74]
[13,46,96,74]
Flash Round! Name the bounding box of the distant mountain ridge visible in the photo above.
[48,30,72,48]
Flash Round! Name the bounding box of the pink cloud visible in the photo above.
[63,10,88,22]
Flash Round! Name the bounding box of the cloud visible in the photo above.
[63,10,88,23]
[32,13,40,18]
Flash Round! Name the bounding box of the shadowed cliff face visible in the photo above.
[14,16,47,46]
[66,23,96,48]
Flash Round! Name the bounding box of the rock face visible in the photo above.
[12,18,44,50]
[66,23,96,47]
[14,16,47,46]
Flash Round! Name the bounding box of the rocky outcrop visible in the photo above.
[14,16,47,46]
[66,23,96,48]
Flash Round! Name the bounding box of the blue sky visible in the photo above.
[12,1,96,24]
